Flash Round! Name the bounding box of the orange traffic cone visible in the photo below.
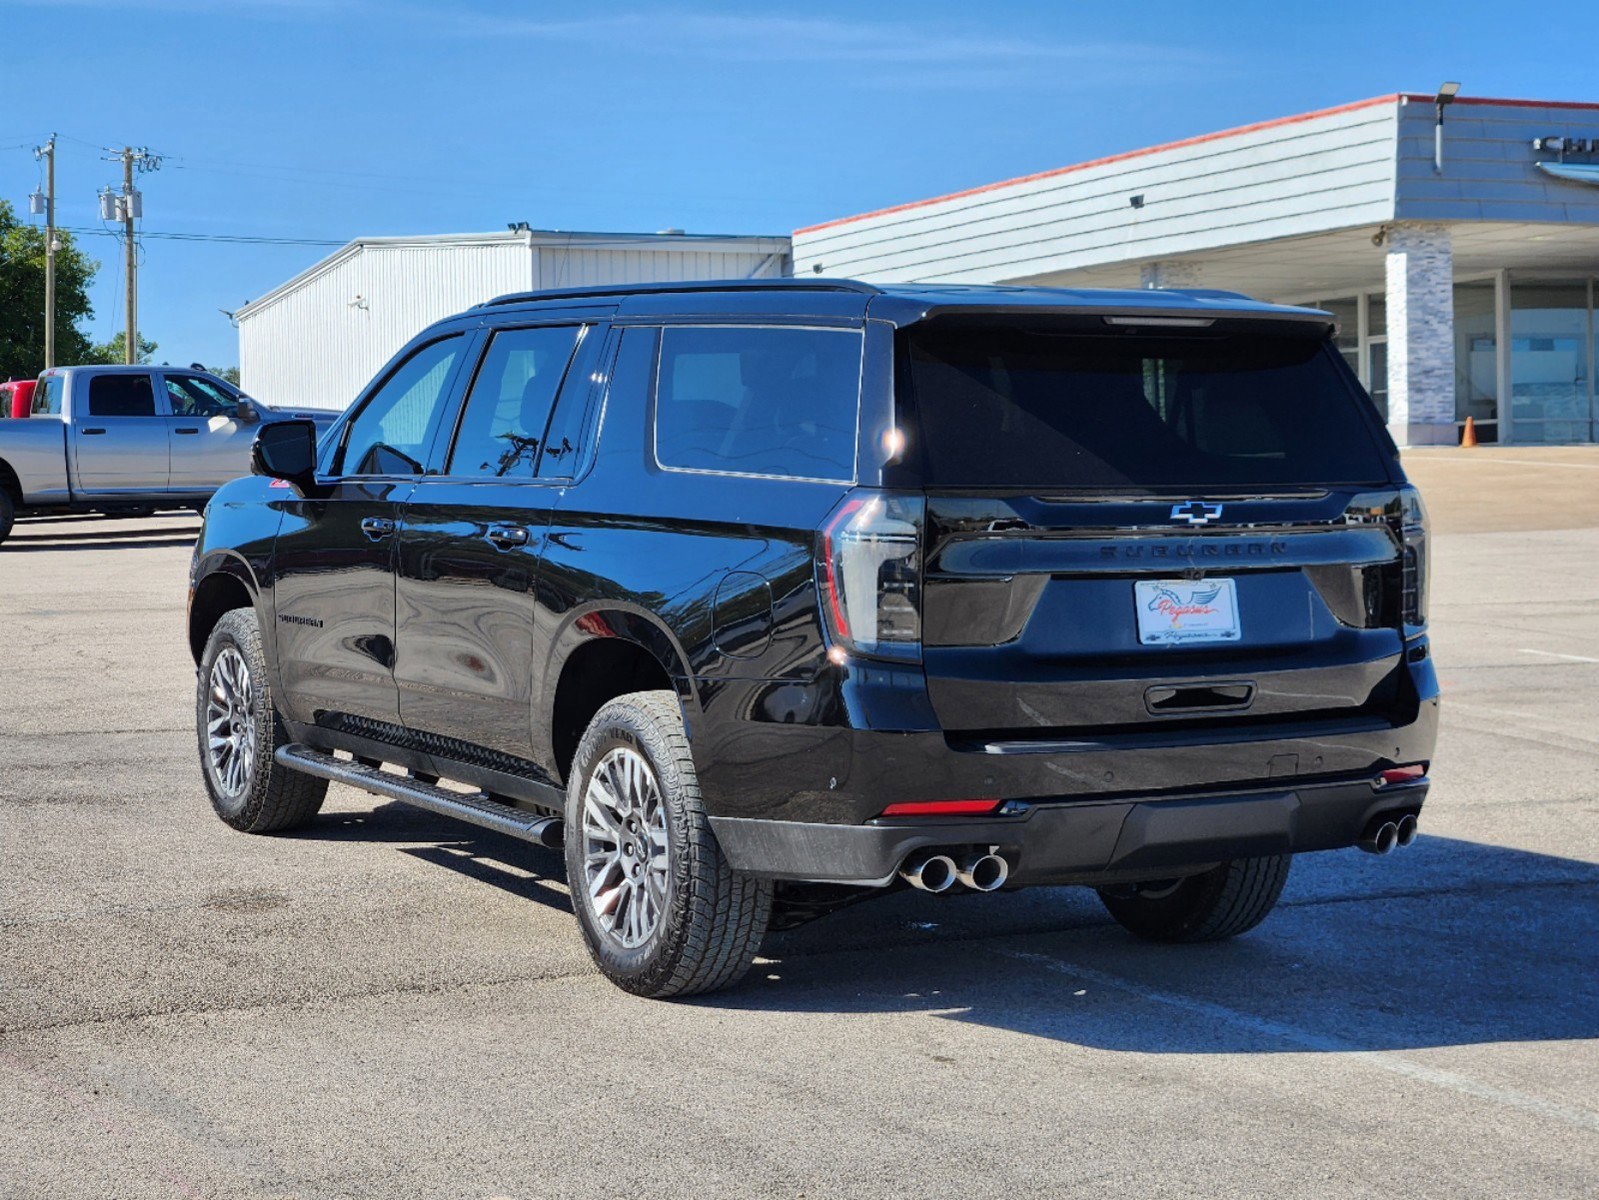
[1462,416,1478,447]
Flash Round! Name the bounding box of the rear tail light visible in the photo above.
[880,799,1001,817]
[1376,764,1427,787]
[818,489,925,662]
[1396,485,1428,633]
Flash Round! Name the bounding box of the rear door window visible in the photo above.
[33,375,64,415]
[900,321,1392,489]
[654,325,861,482]
[447,325,582,478]
[87,374,158,418]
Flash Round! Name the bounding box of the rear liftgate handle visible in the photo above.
[485,524,530,550]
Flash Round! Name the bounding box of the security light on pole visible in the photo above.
[1434,81,1461,173]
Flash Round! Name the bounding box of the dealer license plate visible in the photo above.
[1134,578,1241,646]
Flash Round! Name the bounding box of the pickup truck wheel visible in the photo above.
[0,490,14,545]
[196,607,327,832]
[564,690,772,998]
[1097,854,1291,943]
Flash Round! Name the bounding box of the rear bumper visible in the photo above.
[711,776,1430,887]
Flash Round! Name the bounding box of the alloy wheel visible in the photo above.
[581,746,671,948]
[206,646,257,797]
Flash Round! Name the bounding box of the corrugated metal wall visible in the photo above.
[239,236,789,411]
[240,238,530,409]
[1396,98,1599,225]
[534,245,784,289]
[792,99,1402,284]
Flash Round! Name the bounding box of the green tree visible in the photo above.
[88,331,159,365]
[0,199,100,379]
[216,366,241,387]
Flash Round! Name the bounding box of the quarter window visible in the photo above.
[87,374,157,418]
[654,326,861,482]
[338,335,465,476]
[448,325,583,478]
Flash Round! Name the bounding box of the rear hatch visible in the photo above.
[896,311,1418,742]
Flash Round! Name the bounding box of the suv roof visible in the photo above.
[475,277,1333,330]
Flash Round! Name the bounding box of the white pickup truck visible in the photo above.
[0,365,335,544]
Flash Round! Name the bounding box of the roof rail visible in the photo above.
[476,277,880,309]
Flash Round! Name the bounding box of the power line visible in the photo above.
[60,225,347,247]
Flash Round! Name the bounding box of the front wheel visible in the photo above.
[564,690,771,998]
[196,607,327,832]
[1097,854,1291,943]
[0,489,14,546]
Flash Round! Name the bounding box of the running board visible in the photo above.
[275,744,564,848]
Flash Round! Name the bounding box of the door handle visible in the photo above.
[174,427,200,435]
[81,427,106,435]
[485,524,530,549]
[361,516,397,539]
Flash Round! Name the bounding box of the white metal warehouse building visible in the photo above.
[236,229,790,410]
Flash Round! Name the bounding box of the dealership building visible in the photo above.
[794,92,1599,447]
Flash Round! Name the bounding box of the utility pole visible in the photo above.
[122,147,136,363]
[103,146,160,364]
[32,135,57,367]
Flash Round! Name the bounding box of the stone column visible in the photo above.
[1140,260,1202,289]
[1384,222,1457,446]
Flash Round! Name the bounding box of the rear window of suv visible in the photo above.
[899,319,1392,490]
[654,325,861,482]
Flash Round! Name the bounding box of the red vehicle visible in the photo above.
[1,379,37,419]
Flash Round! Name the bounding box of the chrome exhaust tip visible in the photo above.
[1358,820,1399,855]
[956,851,1009,892]
[1394,813,1419,848]
[900,852,957,893]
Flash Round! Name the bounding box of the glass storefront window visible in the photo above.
[1509,282,1592,444]
[1454,281,1498,440]
[1368,297,1387,339]
[1368,340,1388,421]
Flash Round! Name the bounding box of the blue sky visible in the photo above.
[1,0,1593,373]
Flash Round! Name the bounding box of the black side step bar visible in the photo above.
[275,744,564,848]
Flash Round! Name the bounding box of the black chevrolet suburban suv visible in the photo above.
[189,278,1438,997]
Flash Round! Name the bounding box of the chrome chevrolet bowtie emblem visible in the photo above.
[1171,501,1223,526]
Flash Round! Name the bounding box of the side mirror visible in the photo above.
[251,419,320,496]
[236,398,262,424]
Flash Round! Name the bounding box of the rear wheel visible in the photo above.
[0,490,14,546]
[196,607,327,832]
[564,690,771,998]
[1097,854,1291,943]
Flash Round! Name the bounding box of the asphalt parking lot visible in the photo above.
[2,448,1597,1199]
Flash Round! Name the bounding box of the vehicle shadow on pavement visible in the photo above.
[294,800,572,914]
[718,834,1599,1055]
[2,523,201,553]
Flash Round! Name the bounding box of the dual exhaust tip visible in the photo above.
[1358,812,1419,855]
[900,849,1009,894]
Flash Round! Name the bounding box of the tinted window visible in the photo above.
[447,325,581,477]
[654,326,860,482]
[901,322,1391,489]
[538,326,606,478]
[165,374,238,418]
[338,336,465,476]
[33,375,64,415]
[87,374,157,418]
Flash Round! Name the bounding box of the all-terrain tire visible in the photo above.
[1097,854,1292,943]
[196,607,327,832]
[564,690,772,998]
